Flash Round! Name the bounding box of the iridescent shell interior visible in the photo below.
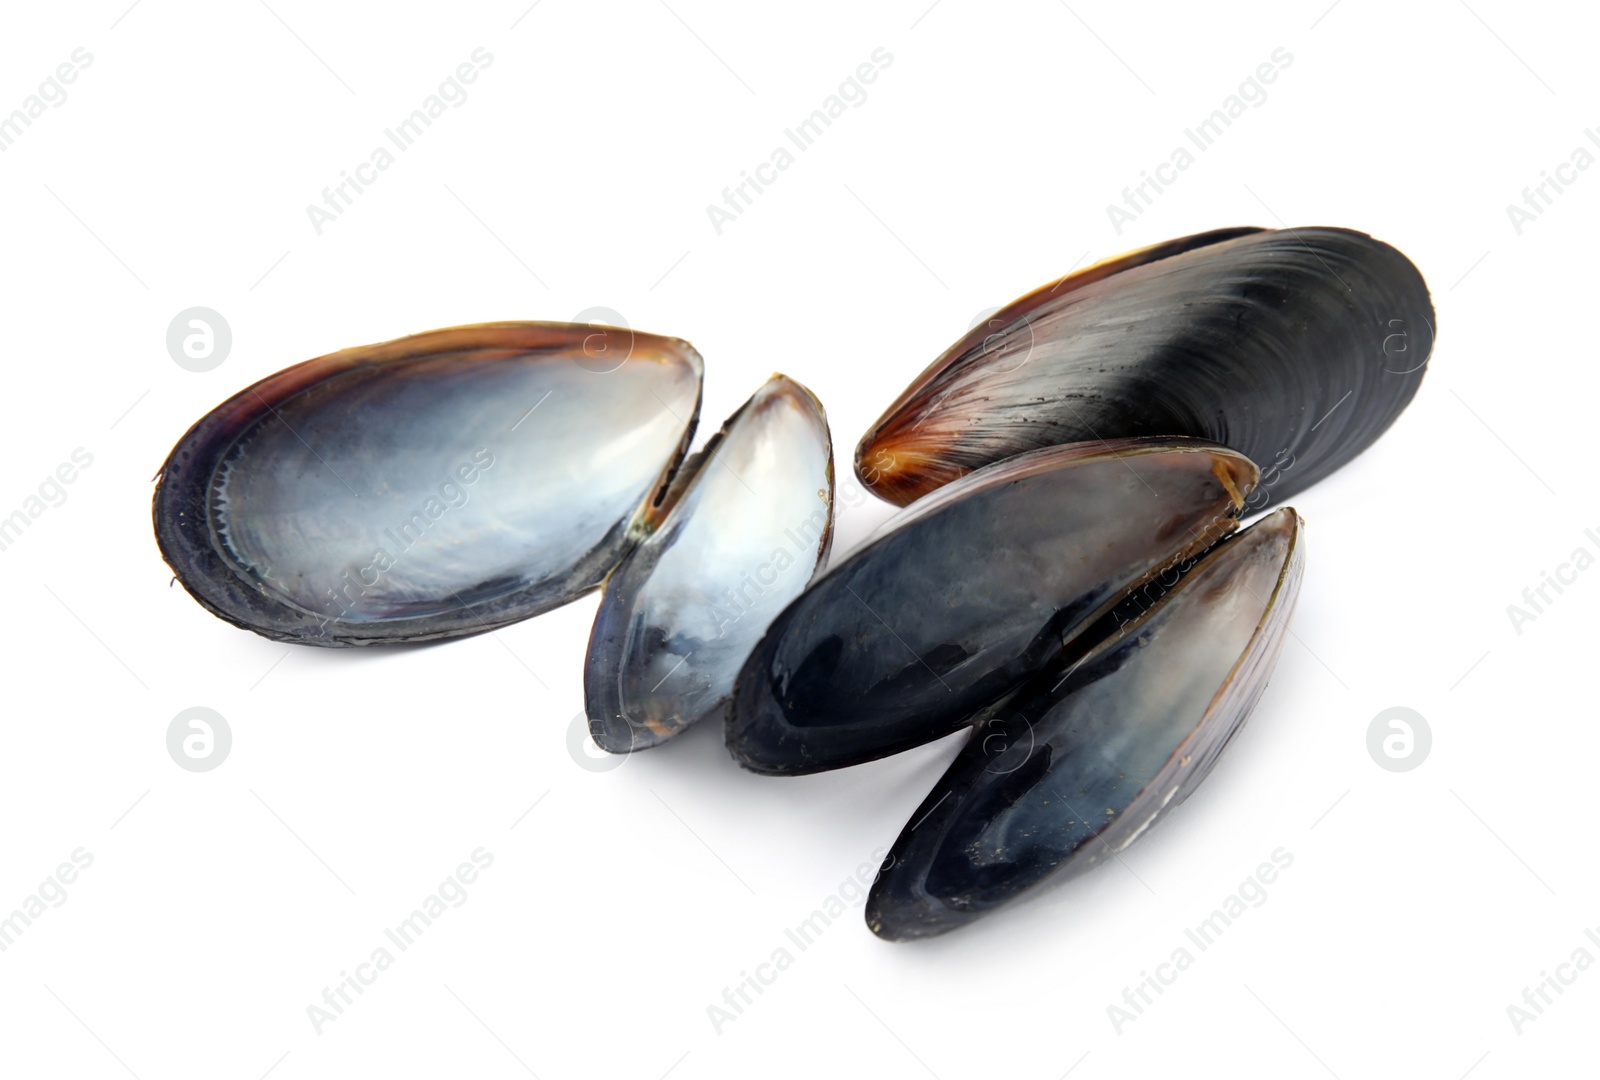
[154,323,702,645]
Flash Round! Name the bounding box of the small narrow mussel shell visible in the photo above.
[866,507,1305,941]
[856,226,1434,507]
[585,375,834,752]
[726,438,1259,775]
[154,322,702,646]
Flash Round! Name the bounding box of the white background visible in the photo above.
[0,0,1593,1076]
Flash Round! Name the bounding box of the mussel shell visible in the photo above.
[154,322,702,646]
[725,438,1259,775]
[585,375,834,752]
[855,226,1434,507]
[865,506,1305,940]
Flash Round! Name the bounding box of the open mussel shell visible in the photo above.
[153,322,702,646]
[726,437,1260,775]
[585,375,834,752]
[865,506,1305,941]
[856,226,1434,507]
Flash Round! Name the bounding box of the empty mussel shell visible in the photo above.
[726,437,1259,775]
[153,322,702,645]
[866,506,1305,940]
[585,374,834,752]
[856,226,1434,507]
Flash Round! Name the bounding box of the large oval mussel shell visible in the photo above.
[855,226,1434,507]
[726,438,1260,775]
[865,507,1305,940]
[154,322,702,645]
